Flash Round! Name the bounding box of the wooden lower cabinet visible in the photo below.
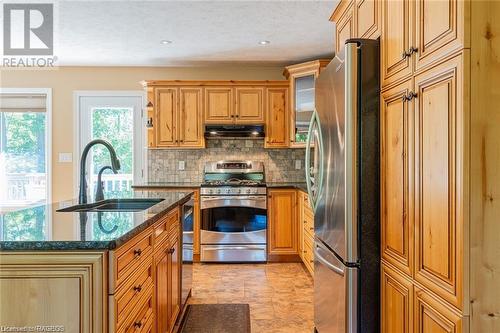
[381,263,413,333]
[0,252,107,333]
[414,287,463,333]
[267,189,299,261]
[298,190,315,275]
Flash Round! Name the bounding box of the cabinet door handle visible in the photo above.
[406,91,417,101]
[409,46,418,54]
[167,248,175,254]
[146,117,153,128]
[133,321,142,328]
[133,249,142,257]
[401,50,411,59]
[133,285,142,293]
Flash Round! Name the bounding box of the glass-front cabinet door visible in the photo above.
[294,74,315,144]
[284,59,331,148]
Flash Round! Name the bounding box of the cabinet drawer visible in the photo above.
[303,214,314,238]
[118,286,154,333]
[153,208,179,248]
[114,258,154,327]
[303,231,314,274]
[115,230,153,288]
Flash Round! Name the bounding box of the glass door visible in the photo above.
[78,95,144,200]
[294,74,315,143]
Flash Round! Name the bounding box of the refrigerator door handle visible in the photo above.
[305,109,325,212]
[314,243,344,275]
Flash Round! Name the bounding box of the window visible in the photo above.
[77,94,144,200]
[0,91,51,212]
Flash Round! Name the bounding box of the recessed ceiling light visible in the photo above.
[160,40,173,45]
[258,40,271,45]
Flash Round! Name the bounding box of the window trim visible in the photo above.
[73,91,146,198]
[0,87,53,206]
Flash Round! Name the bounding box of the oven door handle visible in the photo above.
[201,196,266,201]
[200,196,267,209]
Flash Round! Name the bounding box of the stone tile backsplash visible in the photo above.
[148,139,306,183]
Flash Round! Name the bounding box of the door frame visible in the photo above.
[0,87,53,206]
[73,91,146,197]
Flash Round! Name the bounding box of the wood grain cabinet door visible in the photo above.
[265,88,289,148]
[381,263,413,333]
[235,87,264,124]
[168,236,181,332]
[335,2,356,55]
[154,247,169,333]
[356,0,381,39]
[415,0,465,72]
[414,287,463,333]
[381,79,414,277]
[204,87,234,124]
[414,54,464,310]
[179,87,204,148]
[268,189,298,255]
[381,0,413,87]
[155,88,178,147]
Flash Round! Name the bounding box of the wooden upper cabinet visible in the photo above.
[204,87,234,124]
[381,263,413,333]
[155,88,178,147]
[415,0,465,72]
[179,87,204,148]
[267,189,298,256]
[414,287,463,333]
[414,54,464,309]
[381,79,414,277]
[334,2,356,56]
[357,0,381,39]
[381,0,413,87]
[265,87,289,148]
[235,87,264,123]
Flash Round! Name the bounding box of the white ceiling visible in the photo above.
[53,0,338,66]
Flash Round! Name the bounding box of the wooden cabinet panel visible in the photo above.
[357,0,381,39]
[268,189,298,256]
[381,263,413,333]
[235,87,264,123]
[155,243,169,333]
[414,54,464,309]
[303,230,315,275]
[381,80,414,276]
[155,88,178,147]
[335,2,355,55]
[414,287,462,333]
[415,0,465,71]
[265,88,289,148]
[204,87,234,124]
[168,235,181,331]
[179,87,204,148]
[381,0,413,87]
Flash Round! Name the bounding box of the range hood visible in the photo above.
[204,125,265,139]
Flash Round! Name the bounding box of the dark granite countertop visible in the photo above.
[265,182,308,192]
[132,182,201,189]
[132,182,308,192]
[0,190,193,251]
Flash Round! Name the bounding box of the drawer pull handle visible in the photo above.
[167,248,175,254]
[310,227,314,231]
[133,321,142,328]
[310,260,314,263]
[304,220,307,224]
[133,285,142,293]
[133,249,142,257]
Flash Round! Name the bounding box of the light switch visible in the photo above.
[59,152,73,163]
[295,160,302,170]
[178,161,185,170]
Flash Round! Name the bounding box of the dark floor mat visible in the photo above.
[180,304,251,333]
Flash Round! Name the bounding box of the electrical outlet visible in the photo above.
[58,152,73,163]
[178,161,185,170]
[295,160,302,170]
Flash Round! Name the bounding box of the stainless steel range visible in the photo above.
[200,161,267,262]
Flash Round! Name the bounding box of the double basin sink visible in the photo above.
[57,198,164,213]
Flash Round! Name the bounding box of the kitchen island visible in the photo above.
[0,189,193,333]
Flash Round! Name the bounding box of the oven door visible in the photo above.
[200,195,267,245]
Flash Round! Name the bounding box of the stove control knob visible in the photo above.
[208,189,213,194]
[246,189,251,194]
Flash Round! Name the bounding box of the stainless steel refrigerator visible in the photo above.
[305,39,380,333]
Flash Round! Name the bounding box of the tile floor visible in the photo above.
[189,263,314,333]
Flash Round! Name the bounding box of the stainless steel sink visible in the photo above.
[57,198,164,212]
